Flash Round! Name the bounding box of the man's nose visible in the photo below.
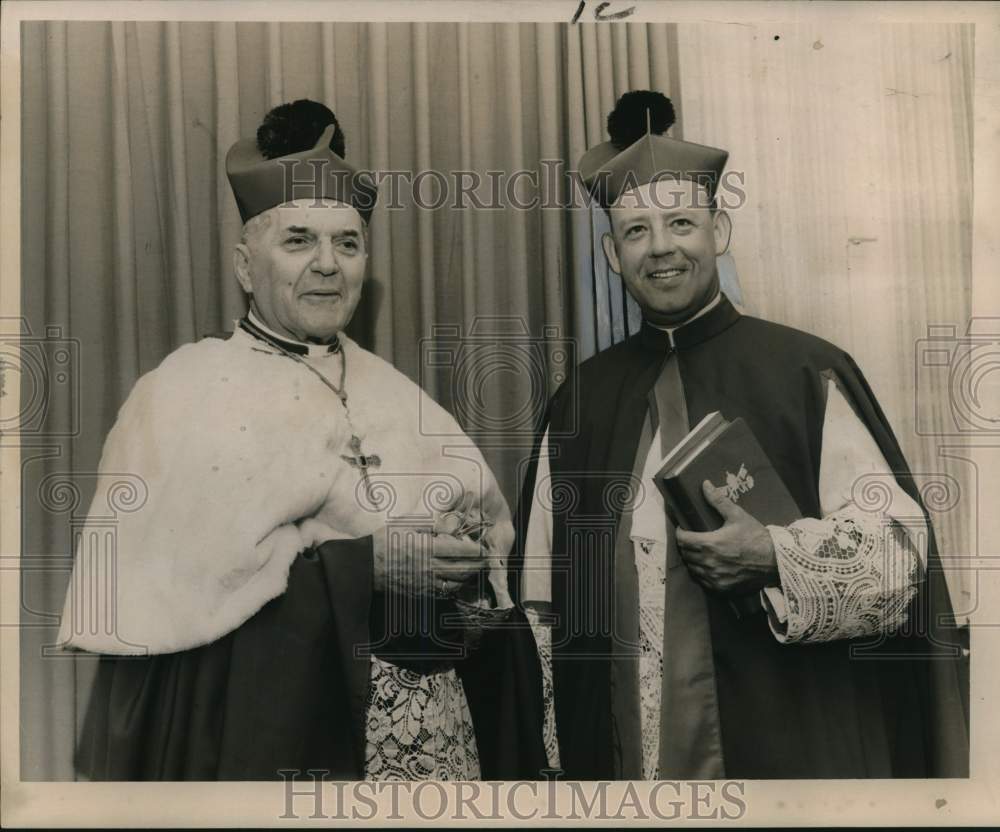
[311,239,339,275]
[649,224,676,257]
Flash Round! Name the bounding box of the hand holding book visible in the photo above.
[674,480,780,596]
[654,412,803,617]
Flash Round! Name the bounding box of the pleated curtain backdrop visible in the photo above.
[20,20,973,780]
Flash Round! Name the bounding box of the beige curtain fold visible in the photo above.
[20,20,971,781]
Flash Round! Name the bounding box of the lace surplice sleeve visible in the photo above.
[761,379,927,644]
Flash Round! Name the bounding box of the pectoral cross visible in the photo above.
[342,434,381,501]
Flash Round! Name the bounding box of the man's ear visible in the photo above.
[713,210,733,256]
[233,243,254,295]
[601,231,622,275]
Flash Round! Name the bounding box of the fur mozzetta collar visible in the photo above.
[58,330,513,655]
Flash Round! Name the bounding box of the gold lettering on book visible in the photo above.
[719,464,755,502]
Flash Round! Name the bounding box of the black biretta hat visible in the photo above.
[579,90,729,208]
[226,116,377,224]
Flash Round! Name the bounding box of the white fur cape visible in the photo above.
[57,328,514,655]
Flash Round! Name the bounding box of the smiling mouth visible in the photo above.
[647,267,688,281]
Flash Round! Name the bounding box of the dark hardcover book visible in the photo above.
[654,413,802,617]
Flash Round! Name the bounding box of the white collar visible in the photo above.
[652,291,723,335]
[246,309,340,358]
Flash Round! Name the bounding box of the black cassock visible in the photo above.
[76,537,547,781]
[513,295,969,779]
